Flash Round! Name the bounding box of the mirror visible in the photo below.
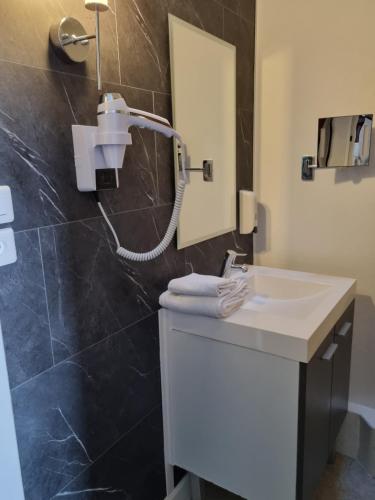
[169,15,237,249]
[317,114,373,168]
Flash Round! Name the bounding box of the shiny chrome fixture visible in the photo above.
[49,0,109,90]
[221,250,248,278]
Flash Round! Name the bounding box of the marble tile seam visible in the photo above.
[12,202,174,235]
[37,228,55,366]
[222,5,225,38]
[0,56,162,96]
[153,90,172,97]
[212,0,254,25]
[51,403,162,500]
[10,310,158,394]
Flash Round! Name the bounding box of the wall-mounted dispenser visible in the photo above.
[239,190,257,234]
[302,114,373,181]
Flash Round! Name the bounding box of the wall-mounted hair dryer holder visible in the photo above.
[71,92,193,262]
[72,124,132,191]
[72,92,185,192]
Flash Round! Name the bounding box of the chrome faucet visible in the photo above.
[220,250,248,278]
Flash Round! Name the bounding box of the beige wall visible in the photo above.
[254,0,375,408]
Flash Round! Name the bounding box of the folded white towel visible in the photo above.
[160,280,248,318]
[168,273,240,297]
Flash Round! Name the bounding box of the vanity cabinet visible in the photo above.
[159,301,355,500]
[297,301,354,500]
[297,332,334,500]
[297,301,354,499]
[329,302,354,450]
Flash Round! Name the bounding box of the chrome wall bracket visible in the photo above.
[301,156,317,181]
[61,33,96,47]
[185,159,214,182]
[49,17,95,63]
[50,11,106,91]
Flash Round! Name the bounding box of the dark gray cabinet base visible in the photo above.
[297,301,355,500]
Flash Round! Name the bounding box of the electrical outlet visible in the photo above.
[0,186,14,224]
[0,228,17,267]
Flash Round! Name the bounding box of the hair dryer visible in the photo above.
[72,92,186,191]
[72,92,187,262]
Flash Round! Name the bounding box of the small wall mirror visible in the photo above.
[317,114,373,168]
[169,15,237,249]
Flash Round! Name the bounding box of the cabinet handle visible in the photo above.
[338,322,352,338]
[322,343,338,361]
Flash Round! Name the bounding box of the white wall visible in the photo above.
[0,322,25,500]
[254,0,375,409]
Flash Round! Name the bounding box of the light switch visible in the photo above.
[0,186,14,225]
[0,228,17,267]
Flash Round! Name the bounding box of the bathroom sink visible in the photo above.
[241,268,336,319]
[246,274,331,302]
[162,265,356,362]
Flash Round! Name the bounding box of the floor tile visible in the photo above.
[204,454,375,499]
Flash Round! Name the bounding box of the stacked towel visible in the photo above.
[159,273,248,319]
[168,273,241,297]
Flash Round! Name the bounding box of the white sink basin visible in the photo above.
[241,268,336,319]
[246,274,331,302]
[163,265,356,363]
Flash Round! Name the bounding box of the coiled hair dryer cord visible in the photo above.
[96,137,187,262]
[96,178,186,262]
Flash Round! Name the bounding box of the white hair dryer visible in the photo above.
[72,92,185,191]
[71,92,187,262]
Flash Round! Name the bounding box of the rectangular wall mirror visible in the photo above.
[317,114,373,168]
[169,15,237,249]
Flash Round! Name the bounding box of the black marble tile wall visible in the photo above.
[0,1,255,499]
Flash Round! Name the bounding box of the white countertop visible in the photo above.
[161,266,356,363]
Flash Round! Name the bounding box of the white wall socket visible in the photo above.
[0,228,17,267]
[0,186,14,225]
